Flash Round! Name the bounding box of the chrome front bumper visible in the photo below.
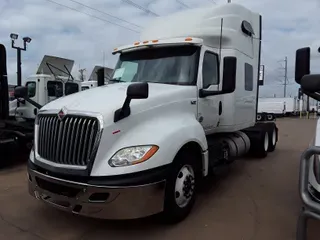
[28,168,166,220]
[297,146,320,240]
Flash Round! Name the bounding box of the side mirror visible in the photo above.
[114,82,149,122]
[14,86,28,98]
[199,56,236,98]
[300,74,320,93]
[14,85,42,109]
[222,56,237,93]
[295,47,310,84]
[127,82,149,99]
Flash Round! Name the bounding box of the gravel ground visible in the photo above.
[0,118,319,240]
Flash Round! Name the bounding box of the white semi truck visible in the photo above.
[295,47,320,239]
[23,3,278,223]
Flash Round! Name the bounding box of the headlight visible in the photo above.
[108,145,159,167]
[29,147,35,163]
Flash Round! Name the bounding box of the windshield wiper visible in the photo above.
[109,78,126,83]
[152,81,189,85]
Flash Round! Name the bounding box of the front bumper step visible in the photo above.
[28,167,166,220]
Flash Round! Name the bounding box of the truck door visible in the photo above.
[197,48,221,134]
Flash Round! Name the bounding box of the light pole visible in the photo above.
[10,33,32,86]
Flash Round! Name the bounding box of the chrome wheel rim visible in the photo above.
[174,165,195,208]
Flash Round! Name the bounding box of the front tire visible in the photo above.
[161,151,199,223]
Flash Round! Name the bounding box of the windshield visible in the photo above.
[111,45,200,85]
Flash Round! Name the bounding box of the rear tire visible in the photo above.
[255,130,269,158]
[267,125,278,152]
[266,113,274,121]
[257,114,262,121]
[161,150,200,224]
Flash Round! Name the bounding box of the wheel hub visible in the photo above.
[175,165,195,208]
[272,128,276,145]
[264,132,269,151]
[183,175,195,198]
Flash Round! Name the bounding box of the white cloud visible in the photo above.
[1,0,320,98]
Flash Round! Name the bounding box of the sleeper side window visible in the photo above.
[245,63,253,91]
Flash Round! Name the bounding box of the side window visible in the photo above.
[202,52,219,89]
[65,82,79,95]
[26,81,36,98]
[245,63,253,91]
[47,81,63,97]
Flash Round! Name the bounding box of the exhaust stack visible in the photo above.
[97,68,105,86]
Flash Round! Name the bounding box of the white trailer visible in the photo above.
[299,95,308,113]
[26,3,278,223]
[81,80,97,91]
[283,97,299,115]
[258,100,286,116]
[258,97,299,116]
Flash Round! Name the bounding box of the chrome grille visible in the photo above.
[37,114,100,167]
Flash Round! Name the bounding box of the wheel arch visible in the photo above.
[174,141,208,177]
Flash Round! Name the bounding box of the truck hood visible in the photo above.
[40,82,196,124]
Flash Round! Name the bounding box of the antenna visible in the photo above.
[79,68,86,81]
[103,51,105,67]
[218,18,223,91]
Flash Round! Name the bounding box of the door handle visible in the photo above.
[219,101,222,115]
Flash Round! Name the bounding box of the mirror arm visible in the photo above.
[114,97,132,123]
[25,97,42,109]
[199,89,222,98]
[302,90,320,102]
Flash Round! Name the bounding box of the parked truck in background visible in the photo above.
[0,53,81,166]
[17,3,279,223]
[81,66,113,91]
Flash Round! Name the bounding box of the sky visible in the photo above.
[0,0,320,98]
